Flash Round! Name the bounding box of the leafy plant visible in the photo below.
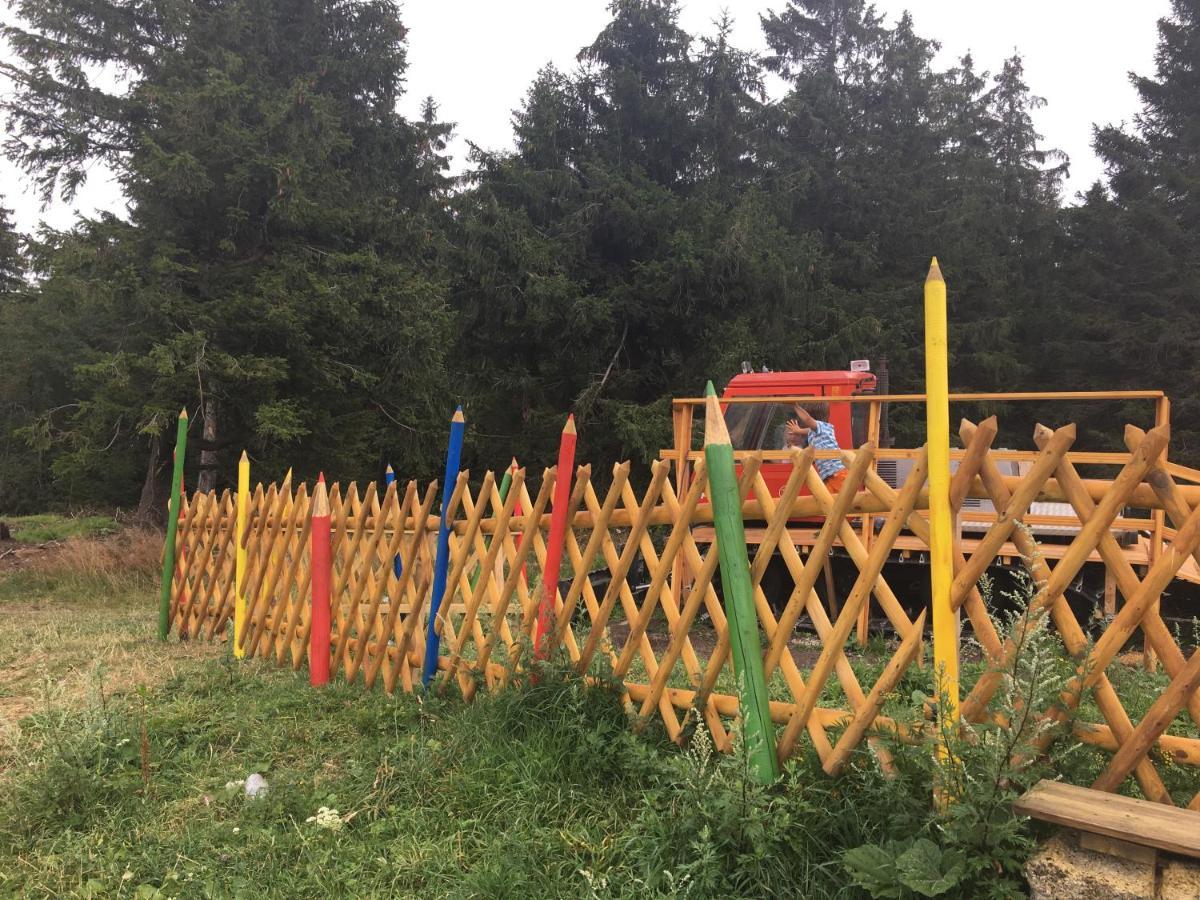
[844,838,966,898]
[842,564,1082,899]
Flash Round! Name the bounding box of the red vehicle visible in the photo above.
[669,366,1199,630]
[719,369,878,501]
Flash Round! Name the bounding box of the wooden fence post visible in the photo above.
[422,407,466,687]
[535,415,577,660]
[385,464,402,579]
[234,450,249,658]
[310,474,331,686]
[158,408,189,640]
[925,257,959,802]
[704,382,779,784]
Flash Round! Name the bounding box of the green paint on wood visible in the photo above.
[703,380,779,783]
[158,411,189,640]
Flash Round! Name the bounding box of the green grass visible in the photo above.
[2,552,1195,898]
[0,572,918,898]
[0,514,119,543]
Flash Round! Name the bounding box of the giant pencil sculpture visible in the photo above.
[310,474,332,686]
[925,257,959,792]
[704,382,779,784]
[534,415,577,660]
[158,408,189,640]
[422,407,466,687]
[385,464,402,579]
[234,450,249,659]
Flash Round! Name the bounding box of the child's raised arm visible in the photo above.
[791,404,818,429]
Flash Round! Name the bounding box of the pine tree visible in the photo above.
[1052,0,1200,457]
[0,203,40,511]
[695,13,765,188]
[2,0,454,508]
[451,3,831,470]
[578,0,698,185]
[0,204,21,293]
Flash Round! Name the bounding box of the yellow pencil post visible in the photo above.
[925,257,959,800]
[234,450,250,658]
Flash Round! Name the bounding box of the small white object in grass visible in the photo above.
[244,773,268,798]
[305,807,343,831]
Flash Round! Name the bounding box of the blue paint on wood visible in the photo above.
[421,409,465,687]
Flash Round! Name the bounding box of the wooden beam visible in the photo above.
[1015,780,1200,858]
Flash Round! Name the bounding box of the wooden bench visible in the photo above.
[1015,780,1200,861]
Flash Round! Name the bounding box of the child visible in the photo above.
[783,401,849,493]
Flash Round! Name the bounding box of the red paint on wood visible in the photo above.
[310,474,332,686]
[535,416,577,660]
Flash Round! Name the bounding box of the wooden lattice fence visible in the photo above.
[169,418,1200,806]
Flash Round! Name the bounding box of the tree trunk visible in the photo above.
[197,395,218,494]
[135,431,167,528]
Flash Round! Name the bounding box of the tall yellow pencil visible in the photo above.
[234,450,249,658]
[925,257,959,784]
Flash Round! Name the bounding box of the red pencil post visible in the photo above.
[534,415,577,660]
[310,474,332,686]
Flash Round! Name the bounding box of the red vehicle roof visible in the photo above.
[723,371,876,395]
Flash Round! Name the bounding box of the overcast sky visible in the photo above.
[1,0,1169,234]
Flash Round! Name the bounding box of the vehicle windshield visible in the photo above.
[724,402,814,451]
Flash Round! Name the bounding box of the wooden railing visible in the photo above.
[169,416,1200,806]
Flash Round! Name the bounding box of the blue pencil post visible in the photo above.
[422,407,466,687]
[385,464,402,579]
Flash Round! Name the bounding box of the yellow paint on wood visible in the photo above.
[234,451,249,658]
[925,257,959,789]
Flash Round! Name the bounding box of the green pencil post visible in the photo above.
[703,382,779,783]
[158,408,189,640]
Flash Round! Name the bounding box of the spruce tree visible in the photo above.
[1052,0,1200,457]
[2,0,453,507]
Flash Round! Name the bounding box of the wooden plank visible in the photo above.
[1078,831,1158,866]
[673,390,1166,405]
[694,526,1152,568]
[1014,780,1200,858]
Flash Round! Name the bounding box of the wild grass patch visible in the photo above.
[0,514,120,544]
[0,549,1191,898]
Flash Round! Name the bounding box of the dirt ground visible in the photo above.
[0,537,51,572]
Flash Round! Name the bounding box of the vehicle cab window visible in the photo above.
[724,402,774,451]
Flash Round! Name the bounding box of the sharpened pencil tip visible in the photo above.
[703,392,730,446]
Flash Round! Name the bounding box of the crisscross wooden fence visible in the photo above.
[169,417,1200,806]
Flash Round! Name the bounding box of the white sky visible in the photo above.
[1,0,1168,234]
